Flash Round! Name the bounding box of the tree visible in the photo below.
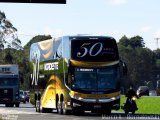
[0,11,22,50]
[4,49,13,63]
[118,35,145,49]
[118,35,130,47]
[153,49,160,59]
[153,49,160,81]
[129,36,145,48]
[118,35,156,91]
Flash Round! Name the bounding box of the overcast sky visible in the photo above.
[0,0,160,50]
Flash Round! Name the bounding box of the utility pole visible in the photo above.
[155,37,160,49]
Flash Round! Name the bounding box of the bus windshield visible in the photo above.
[0,78,19,86]
[97,67,119,90]
[72,66,119,91]
[73,72,97,90]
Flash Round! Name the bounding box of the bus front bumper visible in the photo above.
[71,96,120,110]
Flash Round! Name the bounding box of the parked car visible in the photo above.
[19,90,27,103]
[136,86,149,97]
[149,90,157,96]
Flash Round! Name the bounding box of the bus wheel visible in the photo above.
[57,102,63,114]
[62,102,70,115]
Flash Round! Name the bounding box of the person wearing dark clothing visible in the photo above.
[38,92,41,100]
[34,92,37,107]
[126,87,138,99]
[125,87,138,110]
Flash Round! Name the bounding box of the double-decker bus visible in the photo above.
[29,35,126,115]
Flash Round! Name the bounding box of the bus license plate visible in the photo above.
[94,105,101,108]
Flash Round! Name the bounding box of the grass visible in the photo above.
[118,95,160,114]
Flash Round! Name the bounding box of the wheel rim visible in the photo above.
[57,102,62,114]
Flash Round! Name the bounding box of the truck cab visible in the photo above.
[0,65,20,107]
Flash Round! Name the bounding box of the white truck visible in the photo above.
[0,64,20,107]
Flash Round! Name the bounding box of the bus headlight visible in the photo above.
[76,96,83,100]
[111,96,120,101]
[111,97,116,100]
[70,95,83,100]
[74,96,83,100]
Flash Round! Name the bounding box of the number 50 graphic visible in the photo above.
[77,42,103,57]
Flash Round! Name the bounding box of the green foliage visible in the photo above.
[129,36,145,48]
[118,35,157,90]
[118,35,145,49]
[118,35,130,47]
[153,49,160,59]
[156,59,160,67]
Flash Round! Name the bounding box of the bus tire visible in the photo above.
[62,102,70,115]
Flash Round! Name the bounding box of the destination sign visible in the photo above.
[71,38,119,62]
[44,62,58,71]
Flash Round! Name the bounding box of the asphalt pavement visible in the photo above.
[0,102,160,120]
